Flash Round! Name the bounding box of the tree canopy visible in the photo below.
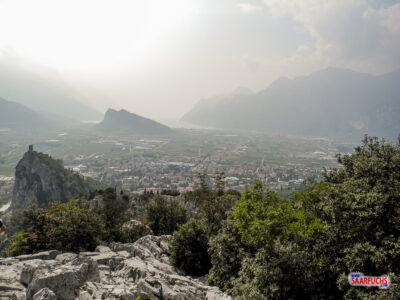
[209,135,400,299]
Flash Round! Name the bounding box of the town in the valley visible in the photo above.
[0,129,349,209]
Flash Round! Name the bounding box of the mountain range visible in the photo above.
[182,68,400,140]
[0,58,101,121]
[0,99,173,135]
[0,97,75,133]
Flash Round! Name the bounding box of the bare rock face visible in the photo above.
[32,288,57,300]
[11,149,102,209]
[0,235,231,300]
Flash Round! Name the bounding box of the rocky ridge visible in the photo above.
[12,148,103,209]
[0,235,231,300]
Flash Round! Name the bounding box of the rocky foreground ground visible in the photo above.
[0,235,231,300]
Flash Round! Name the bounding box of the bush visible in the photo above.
[199,193,238,235]
[230,240,321,300]
[232,180,322,248]
[169,218,211,276]
[5,200,105,255]
[3,232,30,257]
[210,181,323,299]
[96,188,130,242]
[207,218,247,291]
[44,201,104,252]
[17,205,48,252]
[182,186,240,236]
[146,195,187,235]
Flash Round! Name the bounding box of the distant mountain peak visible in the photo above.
[182,67,400,141]
[0,59,102,121]
[0,97,76,132]
[97,108,173,136]
[232,86,253,96]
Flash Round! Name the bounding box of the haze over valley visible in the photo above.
[0,1,400,299]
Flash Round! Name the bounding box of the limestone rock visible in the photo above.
[55,252,78,264]
[17,250,61,261]
[0,235,231,300]
[32,288,57,300]
[11,150,102,209]
[26,260,97,300]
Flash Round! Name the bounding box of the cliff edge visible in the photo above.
[11,146,102,209]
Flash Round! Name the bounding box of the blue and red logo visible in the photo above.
[348,273,390,289]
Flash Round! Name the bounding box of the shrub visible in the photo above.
[232,180,322,248]
[146,195,187,235]
[207,218,247,291]
[3,231,30,257]
[169,218,211,276]
[44,201,104,252]
[199,193,238,235]
[5,200,105,254]
[182,185,240,236]
[96,188,130,242]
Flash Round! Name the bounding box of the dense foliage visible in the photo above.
[208,135,400,299]
[3,189,129,255]
[207,218,247,291]
[182,173,239,235]
[94,187,129,242]
[168,173,240,275]
[169,218,211,276]
[145,195,187,235]
[4,201,104,255]
[208,180,323,299]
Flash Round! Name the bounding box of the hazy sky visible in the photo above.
[1,0,400,122]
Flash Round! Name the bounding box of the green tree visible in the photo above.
[200,192,238,236]
[208,218,248,291]
[18,205,48,252]
[146,195,187,235]
[232,180,322,248]
[44,201,104,252]
[209,180,323,299]
[4,200,105,255]
[307,135,400,299]
[214,172,225,196]
[218,135,400,299]
[198,173,210,192]
[230,240,318,300]
[169,218,211,276]
[97,188,129,242]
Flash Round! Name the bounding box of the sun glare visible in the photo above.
[0,0,197,71]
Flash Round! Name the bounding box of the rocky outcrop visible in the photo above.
[32,288,57,300]
[0,235,231,300]
[121,219,153,242]
[11,148,103,209]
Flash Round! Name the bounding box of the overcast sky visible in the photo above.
[0,0,399,122]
